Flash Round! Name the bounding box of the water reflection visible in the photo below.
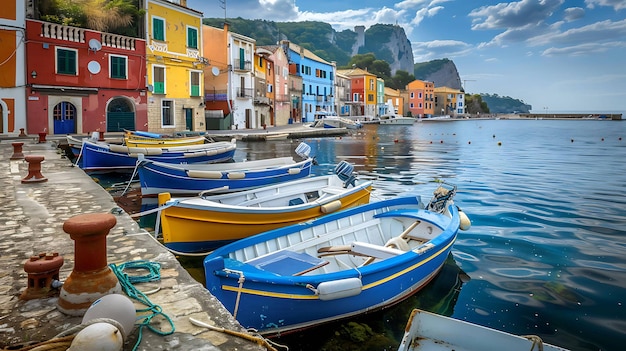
[92,120,626,351]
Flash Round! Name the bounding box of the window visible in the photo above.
[353,93,359,102]
[153,66,165,94]
[410,103,414,108]
[410,92,414,99]
[110,55,127,79]
[367,94,374,102]
[153,17,165,41]
[267,84,273,93]
[162,100,174,127]
[190,71,200,96]
[187,26,198,49]
[56,47,77,75]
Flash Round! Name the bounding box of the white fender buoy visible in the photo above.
[68,322,123,351]
[82,293,136,339]
[459,209,471,231]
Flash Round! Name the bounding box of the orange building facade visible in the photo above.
[406,80,435,118]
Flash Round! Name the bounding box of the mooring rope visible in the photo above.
[109,260,175,351]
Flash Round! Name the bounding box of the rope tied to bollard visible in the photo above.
[109,260,175,351]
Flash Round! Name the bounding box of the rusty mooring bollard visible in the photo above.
[37,132,47,143]
[10,142,24,160]
[20,252,64,300]
[19,128,27,137]
[57,213,121,316]
[21,155,48,183]
[98,131,105,142]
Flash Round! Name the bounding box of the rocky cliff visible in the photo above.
[414,59,463,90]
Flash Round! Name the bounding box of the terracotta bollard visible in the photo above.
[57,213,121,316]
[20,252,64,300]
[21,155,48,183]
[10,142,24,160]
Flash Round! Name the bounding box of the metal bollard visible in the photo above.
[57,213,121,316]
[21,155,48,183]
[37,132,47,143]
[10,142,24,160]
[20,252,64,300]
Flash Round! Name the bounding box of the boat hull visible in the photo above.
[398,309,570,351]
[203,196,459,335]
[137,157,314,196]
[79,140,236,172]
[159,176,373,253]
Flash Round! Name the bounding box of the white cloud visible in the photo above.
[412,39,472,61]
[469,0,564,30]
[542,41,626,56]
[585,0,626,11]
[564,7,585,21]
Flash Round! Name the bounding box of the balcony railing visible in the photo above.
[102,33,136,50]
[41,22,85,43]
[205,90,228,102]
[234,59,252,71]
[275,94,290,102]
[254,96,270,105]
[236,87,253,98]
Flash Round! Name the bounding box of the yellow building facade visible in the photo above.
[145,0,205,133]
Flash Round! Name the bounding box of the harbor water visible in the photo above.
[108,119,626,351]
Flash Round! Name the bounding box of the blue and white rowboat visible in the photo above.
[77,138,236,172]
[136,142,315,196]
[203,183,470,335]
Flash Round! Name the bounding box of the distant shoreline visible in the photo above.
[419,113,624,121]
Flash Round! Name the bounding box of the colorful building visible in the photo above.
[0,0,26,135]
[202,22,256,130]
[254,47,273,127]
[406,80,435,118]
[335,72,352,116]
[24,19,147,135]
[259,45,291,126]
[376,77,386,116]
[336,67,378,117]
[384,87,404,116]
[434,86,465,116]
[282,41,335,122]
[145,0,205,133]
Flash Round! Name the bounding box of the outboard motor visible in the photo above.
[334,160,356,188]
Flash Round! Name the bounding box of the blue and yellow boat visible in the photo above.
[202,183,469,335]
[157,161,373,253]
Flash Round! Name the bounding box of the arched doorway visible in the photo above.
[107,97,135,132]
[53,101,77,134]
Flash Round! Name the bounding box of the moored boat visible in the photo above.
[137,142,315,196]
[156,161,373,253]
[77,138,236,172]
[124,130,208,147]
[202,183,469,335]
[379,113,415,125]
[398,309,570,351]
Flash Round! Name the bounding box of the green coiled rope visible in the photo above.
[109,260,175,351]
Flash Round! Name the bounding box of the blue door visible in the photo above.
[53,102,76,134]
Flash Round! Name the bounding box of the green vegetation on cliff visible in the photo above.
[480,94,532,113]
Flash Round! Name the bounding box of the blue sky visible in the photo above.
[187,0,626,113]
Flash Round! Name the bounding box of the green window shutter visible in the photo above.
[111,57,126,79]
[239,48,245,70]
[57,49,76,75]
[153,18,164,41]
[154,82,164,94]
[187,28,198,48]
[191,85,200,96]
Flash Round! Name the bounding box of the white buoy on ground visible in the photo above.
[68,322,123,351]
[82,293,136,339]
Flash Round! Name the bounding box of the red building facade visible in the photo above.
[25,20,147,135]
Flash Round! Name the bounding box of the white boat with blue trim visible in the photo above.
[203,183,470,335]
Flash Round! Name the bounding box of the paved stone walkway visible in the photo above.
[0,138,265,351]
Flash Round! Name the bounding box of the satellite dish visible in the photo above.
[211,67,220,76]
[87,61,101,74]
[147,84,154,92]
[88,39,102,51]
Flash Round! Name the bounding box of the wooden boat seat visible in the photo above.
[245,250,329,276]
[317,241,405,260]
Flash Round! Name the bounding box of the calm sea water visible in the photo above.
[107,119,626,351]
